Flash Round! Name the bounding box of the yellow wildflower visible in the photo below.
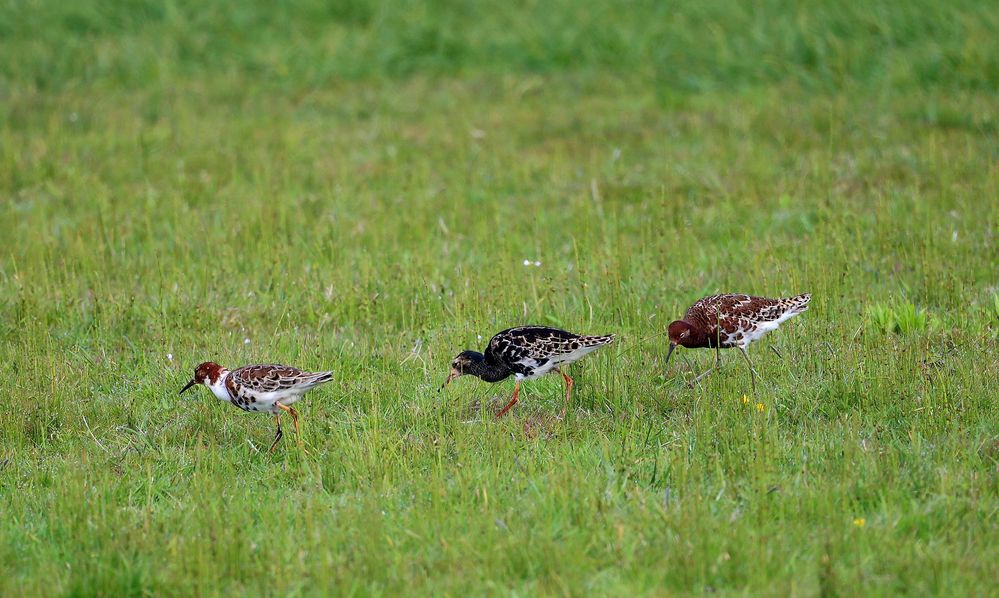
[853,518,866,527]
[742,394,750,405]
[755,403,765,412]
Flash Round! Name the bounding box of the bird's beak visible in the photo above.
[664,343,676,366]
[439,369,460,392]
[179,379,197,395]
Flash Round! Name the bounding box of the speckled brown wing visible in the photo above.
[685,295,781,324]
[685,294,811,345]
[229,364,333,393]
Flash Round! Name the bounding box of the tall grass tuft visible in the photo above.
[865,300,938,335]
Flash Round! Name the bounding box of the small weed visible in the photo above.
[866,300,937,335]
[866,303,897,335]
[894,301,933,335]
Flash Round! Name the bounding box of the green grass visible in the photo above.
[2,0,998,595]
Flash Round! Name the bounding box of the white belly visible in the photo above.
[253,391,305,410]
[518,361,558,380]
[516,345,604,380]
[207,379,305,413]
[740,324,775,346]
[731,309,803,348]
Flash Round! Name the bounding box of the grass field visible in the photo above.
[2,0,998,595]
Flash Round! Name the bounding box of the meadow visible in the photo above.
[1,0,997,595]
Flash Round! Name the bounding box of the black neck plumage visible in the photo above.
[464,353,514,383]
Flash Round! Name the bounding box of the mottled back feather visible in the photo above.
[485,326,615,378]
[228,364,334,394]
[683,293,810,348]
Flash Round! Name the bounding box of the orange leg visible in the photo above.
[268,413,284,453]
[276,403,302,446]
[557,369,574,420]
[496,379,521,418]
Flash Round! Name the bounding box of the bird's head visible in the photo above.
[667,321,694,346]
[439,350,485,390]
[180,361,225,395]
[665,321,694,365]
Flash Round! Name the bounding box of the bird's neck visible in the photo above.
[468,360,512,383]
[206,370,231,401]
[679,321,711,348]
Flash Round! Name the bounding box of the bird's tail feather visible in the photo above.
[786,293,811,314]
[581,334,615,347]
[303,371,334,387]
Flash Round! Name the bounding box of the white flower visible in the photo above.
[534,261,541,267]
[523,259,531,266]
[167,353,173,362]
[243,338,251,345]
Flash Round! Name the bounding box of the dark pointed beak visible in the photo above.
[439,369,460,392]
[179,379,197,395]
[664,343,676,366]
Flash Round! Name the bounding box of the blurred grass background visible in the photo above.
[1,0,997,595]
[2,0,997,92]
